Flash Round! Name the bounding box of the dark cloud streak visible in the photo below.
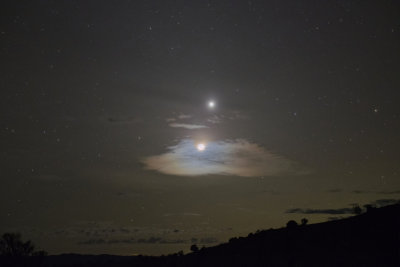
[286,207,355,215]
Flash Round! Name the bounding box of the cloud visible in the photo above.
[327,188,342,193]
[159,239,186,244]
[207,115,222,124]
[199,237,218,244]
[286,207,355,215]
[166,118,176,122]
[178,114,192,119]
[378,190,400,195]
[190,237,218,244]
[163,213,201,217]
[78,239,106,245]
[371,199,399,207]
[142,139,304,177]
[165,114,192,123]
[350,190,400,195]
[352,190,370,194]
[286,199,400,215]
[78,237,187,245]
[107,238,136,244]
[168,123,208,130]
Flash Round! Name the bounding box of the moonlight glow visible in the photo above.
[197,143,206,151]
[208,101,215,109]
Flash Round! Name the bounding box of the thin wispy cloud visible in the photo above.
[163,213,201,217]
[168,123,208,129]
[78,237,187,245]
[286,207,355,215]
[287,199,400,215]
[372,199,399,206]
[142,139,305,177]
[177,114,192,119]
[379,190,400,195]
[207,115,222,124]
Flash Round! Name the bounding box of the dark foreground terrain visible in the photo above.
[3,204,400,267]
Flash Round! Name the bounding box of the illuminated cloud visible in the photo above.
[177,114,192,119]
[207,115,222,124]
[168,123,208,129]
[142,139,305,177]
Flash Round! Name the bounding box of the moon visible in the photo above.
[196,143,206,151]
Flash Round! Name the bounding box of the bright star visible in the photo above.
[208,101,215,109]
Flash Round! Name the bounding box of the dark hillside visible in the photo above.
[181,204,400,267]
[37,204,400,266]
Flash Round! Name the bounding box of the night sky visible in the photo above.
[1,0,400,256]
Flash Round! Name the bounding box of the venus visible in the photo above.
[208,101,215,108]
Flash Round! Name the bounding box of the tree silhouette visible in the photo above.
[0,233,35,257]
[286,220,298,228]
[0,233,47,267]
[301,218,308,226]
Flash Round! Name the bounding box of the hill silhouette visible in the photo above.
[6,203,400,267]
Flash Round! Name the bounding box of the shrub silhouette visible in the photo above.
[190,244,199,252]
[352,204,362,214]
[301,218,308,226]
[364,204,376,213]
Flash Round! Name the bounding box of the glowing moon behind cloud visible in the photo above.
[196,143,205,151]
[142,139,307,177]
